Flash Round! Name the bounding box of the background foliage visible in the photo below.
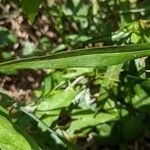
[0,0,150,149]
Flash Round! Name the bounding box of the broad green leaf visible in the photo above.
[69,110,118,132]
[21,0,41,23]
[37,88,76,111]
[0,43,150,70]
[0,115,31,150]
[36,88,76,129]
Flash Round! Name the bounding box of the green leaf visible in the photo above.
[101,64,122,88]
[21,0,41,23]
[119,0,132,27]
[132,84,150,112]
[97,124,112,137]
[141,79,150,93]
[0,43,150,70]
[131,33,141,44]
[36,88,76,129]
[37,88,76,111]
[0,27,17,48]
[98,65,122,111]
[15,126,40,150]
[69,110,118,132]
[0,115,31,150]
[37,109,60,131]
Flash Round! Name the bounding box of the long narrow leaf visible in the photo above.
[0,43,150,70]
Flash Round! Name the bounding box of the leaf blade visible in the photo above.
[0,114,31,150]
[21,0,41,23]
[0,43,150,70]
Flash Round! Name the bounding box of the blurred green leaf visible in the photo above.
[21,0,41,23]
[132,84,150,112]
[0,27,17,48]
[141,79,150,93]
[131,33,141,44]
[1,52,12,61]
[97,123,112,137]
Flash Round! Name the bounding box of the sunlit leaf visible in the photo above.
[69,110,118,132]
[0,114,31,150]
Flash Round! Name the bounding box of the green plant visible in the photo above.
[0,0,150,150]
